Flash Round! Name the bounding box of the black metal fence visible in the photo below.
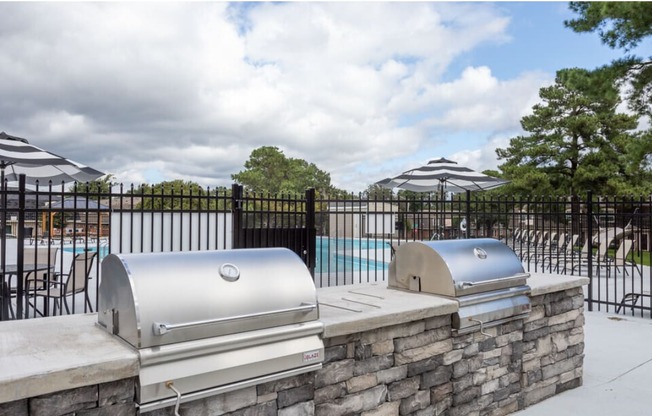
[2,181,651,321]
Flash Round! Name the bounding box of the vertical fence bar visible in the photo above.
[127,185,134,253]
[231,184,243,249]
[0,173,6,321]
[306,188,316,277]
[586,191,594,312]
[646,196,651,316]
[190,187,195,251]
[117,184,124,254]
[15,174,26,319]
[465,190,471,239]
[139,186,146,252]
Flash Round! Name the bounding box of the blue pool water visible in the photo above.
[315,237,390,273]
[63,238,389,273]
[63,245,110,259]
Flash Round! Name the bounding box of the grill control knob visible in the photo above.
[219,263,240,282]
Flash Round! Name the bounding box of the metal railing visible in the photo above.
[2,183,651,320]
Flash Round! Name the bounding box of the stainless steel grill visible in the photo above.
[97,248,324,413]
[388,238,530,335]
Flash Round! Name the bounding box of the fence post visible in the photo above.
[586,191,593,312]
[231,184,243,249]
[305,188,316,276]
[0,172,6,320]
[16,174,26,319]
[465,190,471,239]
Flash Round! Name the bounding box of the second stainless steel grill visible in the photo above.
[388,238,531,334]
[97,248,324,413]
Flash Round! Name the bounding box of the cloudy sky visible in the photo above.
[0,2,643,192]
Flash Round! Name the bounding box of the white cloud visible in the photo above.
[0,2,552,193]
[422,67,550,132]
[450,134,514,173]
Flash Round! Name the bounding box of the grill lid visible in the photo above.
[389,238,528,297]
[98,248,320,349]
[388,238,531,335]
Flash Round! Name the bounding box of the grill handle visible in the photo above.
[153,303,317,336]
[455,272,529,289]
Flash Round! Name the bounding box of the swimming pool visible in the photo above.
[315,237,391,274]
[63,237,390,274]
[63,244,110,259]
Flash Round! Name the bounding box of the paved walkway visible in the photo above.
[515,310,652,415]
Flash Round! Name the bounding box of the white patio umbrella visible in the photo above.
[376,157,508,194]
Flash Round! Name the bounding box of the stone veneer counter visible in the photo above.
[0,272,588,414]
[317,273,588,339]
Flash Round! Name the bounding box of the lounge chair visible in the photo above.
[602,239,639,277]
[592,209,637,248]
[509,228,526,249]
[538,232,567,270]
[616,291,651,313]
[562,236,610,275]
[507,228,522,248]
[554,232,568,253]
[545,234,580,273]
[524,231,555,263]
[512,229,539,259]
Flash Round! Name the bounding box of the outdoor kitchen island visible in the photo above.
[0,273,587,416]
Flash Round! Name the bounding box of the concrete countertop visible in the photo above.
[0,313,138,404]
[526,272,589,297]
[318,283,458,338]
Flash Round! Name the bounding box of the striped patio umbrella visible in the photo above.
[0,132,104,185]
[0,133,104,319]
[377,158,508,240]
[377,157,508,193]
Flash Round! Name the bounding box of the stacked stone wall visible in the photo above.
[521,287,585,408]
[0,378,136,416]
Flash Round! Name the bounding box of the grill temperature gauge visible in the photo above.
[219,263,240,282]
[473,247,488,259]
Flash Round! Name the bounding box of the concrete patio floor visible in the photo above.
[515,310,652,415]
